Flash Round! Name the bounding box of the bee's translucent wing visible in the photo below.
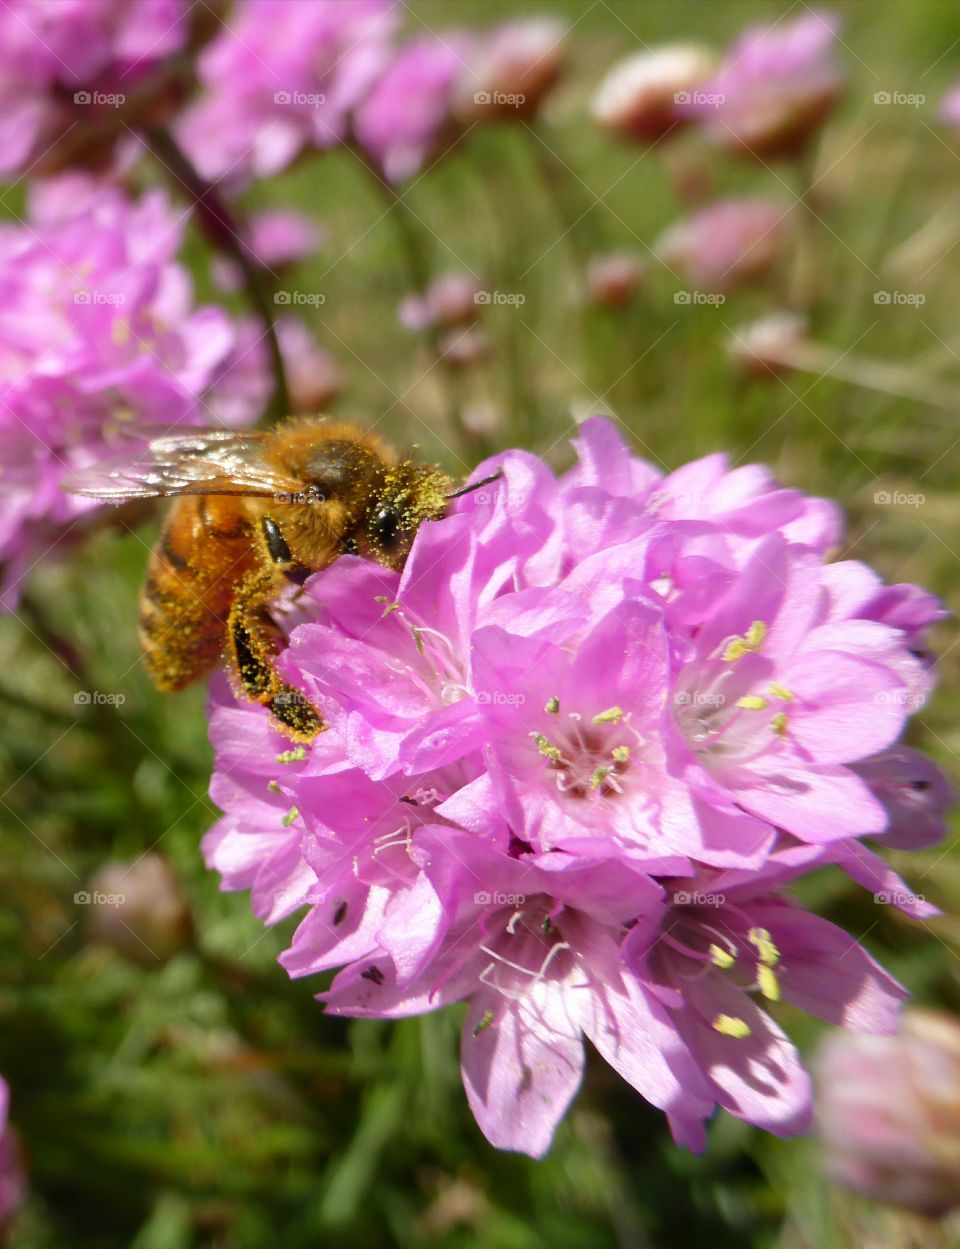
[62,428,297,503]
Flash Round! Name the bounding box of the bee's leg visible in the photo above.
[226,569,325,741]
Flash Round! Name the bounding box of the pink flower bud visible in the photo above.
[728,312,808,377]
[657,197,789,292]
[584,252,646,308]
[87,855,191,965]
[399,272,483,332]
[454,17,566,122]
[679,11,844,160]
[591,45,715,142]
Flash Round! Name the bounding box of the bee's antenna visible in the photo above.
[445,470,504,501]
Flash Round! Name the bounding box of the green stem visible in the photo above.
[357,152,483,459]
[143,126,290,423]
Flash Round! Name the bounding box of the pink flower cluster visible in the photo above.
[177,0,566,186]
[593,10,843,159]
[205,418,950,1157]
[0,177,260,608]
[0,0,190,176]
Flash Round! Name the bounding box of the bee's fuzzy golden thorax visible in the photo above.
[258,416,452,571]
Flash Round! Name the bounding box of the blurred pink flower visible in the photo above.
[591,45,715,142]
[0,1078,25,1233]
[680,10,844,159]
[940,82,960,127]
[0,0,190,177]
[399,271,483,332]
[205,417,947,1157]
[817,1010,960,1215]
[584,252,646,308]
[207,316,341,425]
[657,197,789,292]
[353,34,471,183]
[87,854,192,964]
[212,210,325,293]
[176,0,396,185]
[0,178,254,608]
[453,16,567,122]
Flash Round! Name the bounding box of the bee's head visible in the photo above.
[359,461,453,569]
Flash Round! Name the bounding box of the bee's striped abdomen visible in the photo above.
[139,496,256,692]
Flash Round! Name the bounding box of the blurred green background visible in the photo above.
[2,1,960,1245]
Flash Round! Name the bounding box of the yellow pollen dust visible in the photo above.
[592,706,624,725]
[612,745,631,764]
[531,732,564,763]
[713,1014,752,1038]
[276,747,307,763]
[545,696,560,715]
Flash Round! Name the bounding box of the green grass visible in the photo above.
[2,2,960,1246]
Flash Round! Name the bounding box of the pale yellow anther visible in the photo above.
[748,927,780,966]
[771,712,789,738]
[531,732,564,763]
[757,965,781,1002]
[544,696,560,715]
[722,621,768,663]
[745,621,767,649]
[713,1014,752,1038]
[769,682,794,701]
[736,695,767,711]
[592,706,624,725]
[590,766,613,790]
[709,943,735,969]
[612,745,631,764]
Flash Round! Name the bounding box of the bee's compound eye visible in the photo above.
[373,506,401,551]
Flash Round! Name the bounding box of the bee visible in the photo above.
[66,417,499,740]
